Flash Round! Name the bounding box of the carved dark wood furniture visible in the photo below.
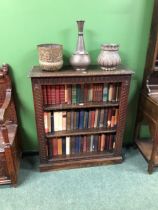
[0,64,20,185]
[29,65,133,172]
[134,0,158,173]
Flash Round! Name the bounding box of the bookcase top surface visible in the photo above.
[29,65,134,78]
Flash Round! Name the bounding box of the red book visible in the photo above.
[60,85,65,104]
[92,84,97,102]
[51,85,56,105]
[47,85,52,105]
[52,138,58,156]
[98,84,103,102]
[91,110,95,128]
[42,86,47,105]
[55,85,60,104]
[67,85,72,104]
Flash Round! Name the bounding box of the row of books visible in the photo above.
[44,108,119,133]
[42,83,121,105]
[47,134,116,158]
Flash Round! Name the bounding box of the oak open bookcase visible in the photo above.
[29,66,133,172]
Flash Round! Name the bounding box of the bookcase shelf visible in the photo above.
[44,101,119,111]
[46,128,116,138]
[29,65,133,172]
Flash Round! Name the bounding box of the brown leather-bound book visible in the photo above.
[91,110,95,128]
[111,108,116,128]
[100,134,106,151]
[58,138,62,155]
[60,85,65,104]
[42,85,48,105]
[71,136,75,154]
[114,109,119,127]
[66,111,71,130]
[97,84,103,102]
[86,135,91,152]
[52,138,58,156]
[94,109,99,128]
[51,85,56,105]
[98,135,101,151]
[55,85,60,104]
[83,136,87,152]
[109,135,113,151]
[92,84,97,102]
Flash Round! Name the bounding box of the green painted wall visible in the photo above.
[0,0,154,151]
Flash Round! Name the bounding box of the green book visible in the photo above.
[72,84,76,104]
[103,83,108,102]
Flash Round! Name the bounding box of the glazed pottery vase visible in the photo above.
[97,44,121,70]
[70,20,91,71]
[37,44,63,71]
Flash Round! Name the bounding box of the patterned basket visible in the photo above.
[37,44,63,71]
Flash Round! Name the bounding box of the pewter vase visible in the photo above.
[70,20,91,71]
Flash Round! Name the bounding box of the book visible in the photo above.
[54,112,63,131]
[103,84,108,102]
[76,84,81,103]
[66,137,70,155]
[100,134,106,151]
[90,135,94,152]
[52,138,58,156]
[66,111,71,130]
[103,109,108,128]
[60,85,65,104]
[47,112,51,133]
[44,112,49,133]
[99,108,104,128]
[62,112,67,130]
[71,136,75,154]
[51,112,54,133]
[84,84,89,103]
[79,110,84,129]
[58,138,62,155]
[94,109,99,128]
[67,85,72,104]
[62,137,66,155]
[72,84,77,104]
[51,85,56,104]
[88,84,93,102]
[83,136,87,152]
[55,85,60,104]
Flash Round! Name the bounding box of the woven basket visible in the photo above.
[37,44,63,71]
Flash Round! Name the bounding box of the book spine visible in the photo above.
[44,112,49,133]
[62,111,67,130]
[83,136,87,152]
[100,134,105,151]
[47,139,53,159]
[66,111,71,130]
[60,85,65,104]
[62,137,66,155]
[55,85,60,104]
[99,108,104,128]
[90,135,94,152]
[51,85,56,105]
[58,138,62,155]
[52,138,58,156]
[103,84,108,102]
[72,84,77,104]
[66,137,70,155]
[67,85,72,104]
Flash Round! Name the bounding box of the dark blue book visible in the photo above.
[75,136,79,153]
[76,111,80,129]
[97,109,101,128]
[62,137,66,155]
[78,136,81,153]
[83,110,89,129]
[93,135,98,152]
[79,110,84,129]
[103,109,108,128]
[51,112,54,133]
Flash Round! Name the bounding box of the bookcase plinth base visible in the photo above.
[39,155,123,172]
